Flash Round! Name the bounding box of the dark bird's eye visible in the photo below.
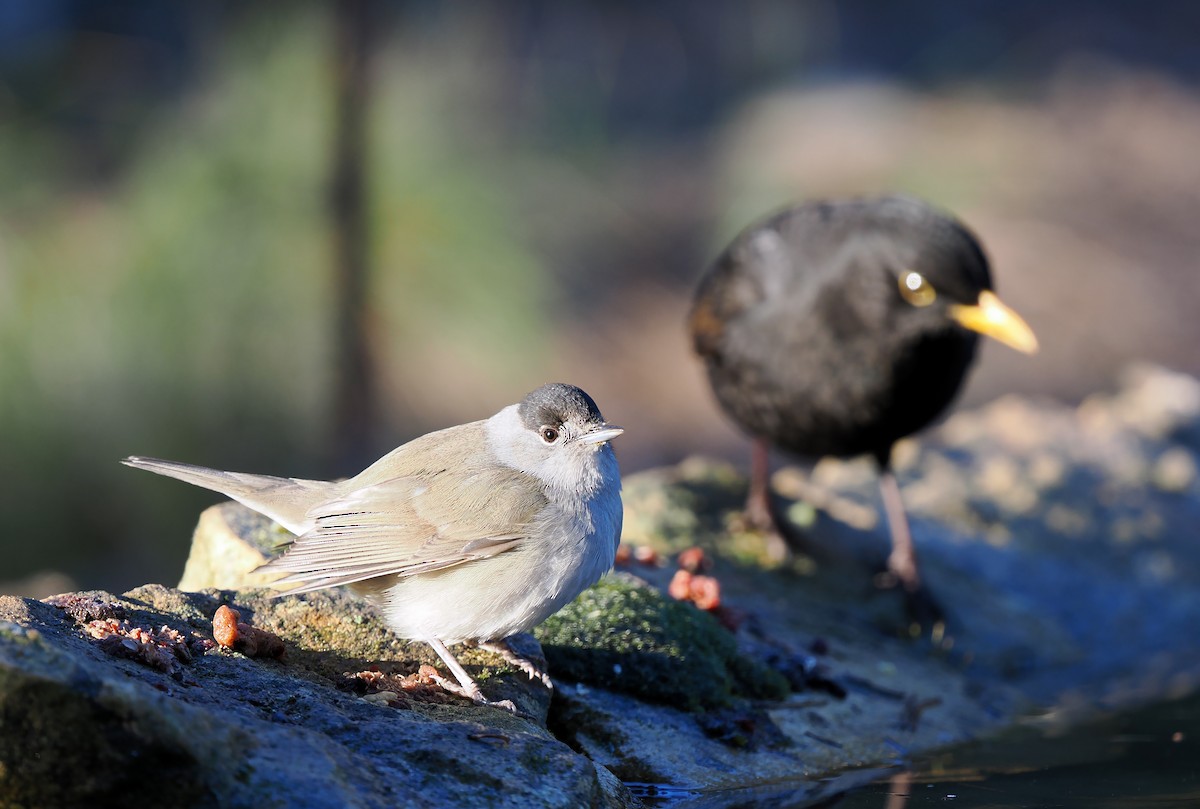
[540,426,560,443]
[898,270,937,307]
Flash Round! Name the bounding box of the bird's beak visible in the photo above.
[949,291,1039,354]
[577,425,624,445]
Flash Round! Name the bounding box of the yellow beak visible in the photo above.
[949,290,1039,354]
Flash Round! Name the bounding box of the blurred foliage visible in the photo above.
[2,1,1198,595]
[0,7,555,590]
[2,11,330,587]
[370,25,554,395]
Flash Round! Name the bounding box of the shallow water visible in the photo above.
[833,692,1199,808]
[632,692,1200,808]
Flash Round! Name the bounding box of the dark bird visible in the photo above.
[688,195,1037,613]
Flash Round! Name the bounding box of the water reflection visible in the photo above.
[882,772,911,809]
[633,693,1200,808]
[825,692,1200,808]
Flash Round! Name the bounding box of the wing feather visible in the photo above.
[258,461,546,593]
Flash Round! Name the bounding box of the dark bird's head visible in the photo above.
[865,196,1038,354]
[690,196,1037,363]
[820,195,1038,354]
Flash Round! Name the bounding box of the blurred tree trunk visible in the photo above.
[329,0,374,472]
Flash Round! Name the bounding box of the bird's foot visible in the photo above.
[873,467,946,637]
[424,637,527,715]
[480,639,554,691]
[741,482,777,535]
[872,568,946,638]
[427,670,483,702]
[426,672,522,715]
[737,439,816,563]
[486,699,522,715]
[883,544,922,594]
[735,497,814,564]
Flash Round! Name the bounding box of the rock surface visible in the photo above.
[0,585,630,808]
[3,365,1200,807]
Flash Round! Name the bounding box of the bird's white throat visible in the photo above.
[485,404,619,508]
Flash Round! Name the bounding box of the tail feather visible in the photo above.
[122,456,333,535]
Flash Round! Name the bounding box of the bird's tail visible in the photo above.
[122,456,331,536]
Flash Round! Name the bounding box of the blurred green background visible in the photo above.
[2,1,1198,595]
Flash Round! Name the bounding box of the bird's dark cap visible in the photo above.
[518,383,604,431]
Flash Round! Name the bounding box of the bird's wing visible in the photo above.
[258,464,548,594]
[690,223,795,357]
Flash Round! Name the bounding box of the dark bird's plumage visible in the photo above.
[689,196,1036,614]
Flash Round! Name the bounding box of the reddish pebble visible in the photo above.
[677,547,711,573]
[668,569,722,612]
[213,605,241,648]
[668,569,693,601]
[633,545,659,565]
[212,604,286,660]
[688,574,721,611]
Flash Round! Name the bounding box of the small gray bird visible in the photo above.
[124,383,623,711]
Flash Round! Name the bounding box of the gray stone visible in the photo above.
[0,586,630,809]
[5,365,1200,807]
[177,501,287,592]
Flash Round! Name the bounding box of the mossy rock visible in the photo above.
[535,575,788,711]
[0,587,628,808]
[620,459,792,567]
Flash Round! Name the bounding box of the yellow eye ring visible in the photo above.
[899,271,937,307]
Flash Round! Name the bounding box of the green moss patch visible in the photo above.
[535,575,788,711]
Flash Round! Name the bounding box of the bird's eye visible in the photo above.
[898,271,937,307]
[540,426,560,443]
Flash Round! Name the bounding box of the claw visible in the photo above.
[481,639,554,691]
[426,670,525,716]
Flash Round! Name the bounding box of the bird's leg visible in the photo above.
[424,638,519,714]
[480,638,553,691]
[877,468,921,594]
[743,438,776,532]
[425,638,484,700]
[743,438,807,562]
[875,462,944,628]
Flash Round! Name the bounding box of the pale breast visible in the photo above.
[373,490,619,644]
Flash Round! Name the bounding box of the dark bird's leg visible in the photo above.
[743,438,775,532]
[874,452,943,627]
[743,438,804,562]
[877,467,920,594]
